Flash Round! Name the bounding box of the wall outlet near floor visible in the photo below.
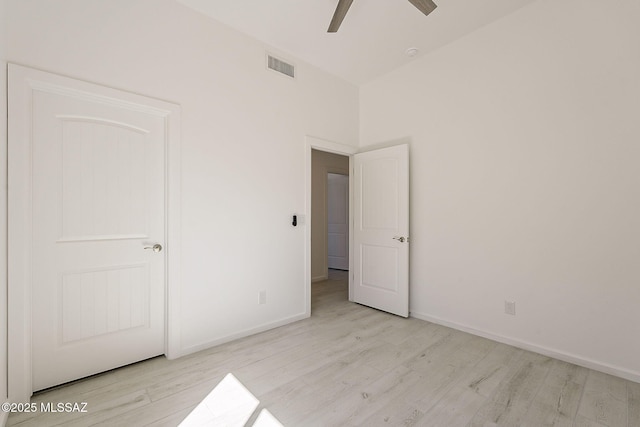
[504,300,516,316]
[259,290,267,305]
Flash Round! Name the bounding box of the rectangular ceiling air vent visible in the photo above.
[267,54,295,79]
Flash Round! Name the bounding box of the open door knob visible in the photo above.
[392,236,406,243]
[144,244,163,253]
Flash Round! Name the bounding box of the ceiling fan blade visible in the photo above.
[407,0,437,17]
[328,0,354,33]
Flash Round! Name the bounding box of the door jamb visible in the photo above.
[305,136,357,316]
[7,64,182,401]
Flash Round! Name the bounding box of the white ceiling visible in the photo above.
[176,0,538,85]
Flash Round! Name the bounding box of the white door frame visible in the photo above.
[7,64,182,401]
[305,136,357,315]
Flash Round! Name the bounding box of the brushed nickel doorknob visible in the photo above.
[392,236,406,243]
[144,244,163,252]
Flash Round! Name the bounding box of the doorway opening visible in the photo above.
[311,149,350,310]
[306,137,410,319]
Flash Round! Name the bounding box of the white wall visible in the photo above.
[360,0,640,380]
[311,150,349,281]
[0,0,8,409]
[6,0,358,358]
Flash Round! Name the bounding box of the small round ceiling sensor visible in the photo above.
[406,47,419,57]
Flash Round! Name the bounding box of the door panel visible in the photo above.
[353,145,409,317]
[29,78,166,391]
[327,173,349,270]
[361,158,399,230]
[361,245,399,292]
[60,118,149,241]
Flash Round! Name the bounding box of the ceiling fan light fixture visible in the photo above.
[328,0,437,33]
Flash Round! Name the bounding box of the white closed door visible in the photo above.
[353,144,409,317]
[327,173,349,270]
[17,67,167,391]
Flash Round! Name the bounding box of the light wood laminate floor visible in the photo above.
[8,270,640,426]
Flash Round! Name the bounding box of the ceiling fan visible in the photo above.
[328,0,437,32]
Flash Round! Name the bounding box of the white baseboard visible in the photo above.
[311,275,328,283]
[410,311,640,384]
[180,312,309,357]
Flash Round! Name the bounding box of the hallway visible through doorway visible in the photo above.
[311,269,349,313]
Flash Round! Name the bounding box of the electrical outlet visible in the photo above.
[259,290,267,305]
[504,300,516,316]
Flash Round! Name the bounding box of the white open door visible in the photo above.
[353,144,409,317]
